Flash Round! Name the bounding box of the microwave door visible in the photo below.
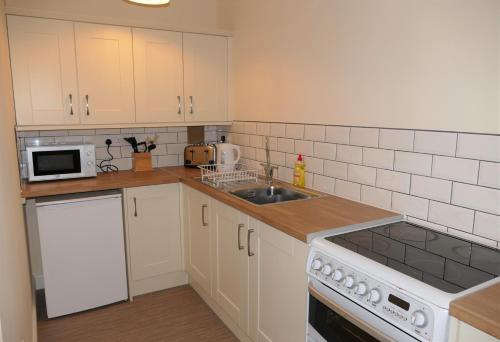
[30,149,83,181]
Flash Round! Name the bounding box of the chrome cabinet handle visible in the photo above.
[189,96,194,114]
[69,94,74,115]
[247,229,255,257]
[177,96,182,114]
[85,94,90,116]
[133,197,137,217]
[238,224,245,250]
[201,204,208,226]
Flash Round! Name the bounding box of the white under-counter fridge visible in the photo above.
[36,191,128,318]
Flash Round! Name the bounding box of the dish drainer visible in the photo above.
[198,163,259,188]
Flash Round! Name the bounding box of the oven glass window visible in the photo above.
[309,295,380,342]
[33,150,81,176]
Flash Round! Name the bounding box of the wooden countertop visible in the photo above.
[162,166,400,242]
[21,169,179,198]
[449,283,500,339]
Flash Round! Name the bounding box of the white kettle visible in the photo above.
[216,141,241,171]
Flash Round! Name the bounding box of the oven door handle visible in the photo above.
[308,283,396,342]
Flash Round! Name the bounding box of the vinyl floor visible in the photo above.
[37,285,239,342]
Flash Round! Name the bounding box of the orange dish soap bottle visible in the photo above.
[293,154,306,187]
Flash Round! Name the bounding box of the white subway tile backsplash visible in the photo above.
[361,186,392,210]
[295,140,314,156]
[350,127,379,147]
[157,155,179,167]
[411,175,452,203]
[337,145,362,164]
[376,169,411,193]
[270,123,286,137]
[324,160,348,180]
[54,136,84,144]
[392,193,429,220]
[277,138,295,153]
[457,134,500,162]
[244,122,257,135]
[256,122,271,136]
[325,126,350,144]
[428,201,474,233]
[249,135,263,148]
[285,124,304,139]
[167,144,187,154]
[335,180,361,201]
[157,132,178,144]
[474,212,500,242]
[379,129,414,151]
[432,156,479,184]
[452,183,500,215]
[394,151,432,176]
[314,142,336,160]
[348,164,376,186]
[19,122,500,247]
[25,137,55,146]
[447,228,498,249]
[121,128,145,134]
[270,151,286,166]
[414,131,457,156]
[313,174,335,194]
[304,125,326,142]
[304,156,324,174]
[363,148,394,170]
[95,146,121,160]
[478,161,500,189]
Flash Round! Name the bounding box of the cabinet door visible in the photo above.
[75,23,135,124]
[183,33,228,122]
[126,184,182,280]
[7,16,79,126]
[133,28,184,123]
[184,186,212,294]
[213,200,250,333]
[249,220,308,342]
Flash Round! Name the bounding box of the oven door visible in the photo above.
[308,281,420,342]
[28,147,84,181]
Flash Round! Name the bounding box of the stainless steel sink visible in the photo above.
[230,186,315,205]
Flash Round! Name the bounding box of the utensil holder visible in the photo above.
[132,152,152,172]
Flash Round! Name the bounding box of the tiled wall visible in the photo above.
[16,125,224,178]
[222,121,500,249]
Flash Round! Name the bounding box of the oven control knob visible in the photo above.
[311,259,322,271]
[411,311,427,328]
[333,269,344,282]
[368,289,382,303]
[355,282,368,296]
[322,264,333,276]
[345,276,355,288]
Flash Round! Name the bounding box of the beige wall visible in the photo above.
[6,0,219,32]
[0,0,34,341]
[218,0,500,134]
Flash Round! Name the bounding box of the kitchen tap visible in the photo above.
[260,136,278,186]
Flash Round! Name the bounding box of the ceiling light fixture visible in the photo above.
[126,0,170,6]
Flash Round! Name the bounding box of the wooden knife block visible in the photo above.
[132,152,153,172]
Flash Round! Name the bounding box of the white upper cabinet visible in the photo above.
[7,16,80,126]
[75,23,135,124]
[183,33,228,122]
[8,16,230,128]
[132,28,184,123]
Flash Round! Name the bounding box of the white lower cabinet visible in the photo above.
[448,317,498,342]
[214,201,250,334]
[124,184,186,297]
[184,185,308,342]
[249,219,308,342]
[183,185,213,295]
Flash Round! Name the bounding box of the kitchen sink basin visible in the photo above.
[230,186,315,205]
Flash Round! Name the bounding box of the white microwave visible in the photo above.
[26,144,97,182]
